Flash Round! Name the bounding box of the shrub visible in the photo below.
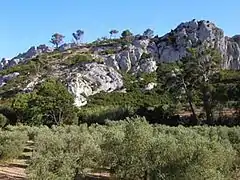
[100,49,117,55]
[0,106,17,125]
[0,114,7,128]
[0,130,28,160]
[99,119,237,179]
[27,125,102,180]
[78,105,136,124]
[12,78,78,126]
[25,120,240,179]
[151,126,235,180]
[140,52,152,59]
[63,54,99,66]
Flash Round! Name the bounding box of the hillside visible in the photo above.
[1,20,240,107]
[0,19,240,127]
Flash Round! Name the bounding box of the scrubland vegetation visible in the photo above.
[0,119,239,179]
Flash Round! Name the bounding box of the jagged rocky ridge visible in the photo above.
[1,19,240,106]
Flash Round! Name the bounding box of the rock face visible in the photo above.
[0,72,20,87]
[59,43,76,52]
[67,63,123,107]
[37,44,54,54]
[103,20,240,71]
[155,20,240,69]
[0,44,53,70]
[155,20,225,63]
[0,58,20,70]
[103,41,158,74]
[14,44,53,60]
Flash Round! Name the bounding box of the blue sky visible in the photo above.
[0,0,240,59]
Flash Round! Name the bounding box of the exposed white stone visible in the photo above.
[0,72,20,87]
[104,55,120,70]
[0,58,20,70]
[0,45,53,70]
[139,58,157,73]
[144,82,157,91]
[67,63,123,107]
[23,76,44,92]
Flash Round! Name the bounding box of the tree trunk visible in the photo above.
[144,170,150,180]
[187,95,199,125]
[182,80,199,125]
[203,86,213,125]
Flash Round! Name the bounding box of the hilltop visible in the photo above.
[0,19,240,127]
[1,19,240,106]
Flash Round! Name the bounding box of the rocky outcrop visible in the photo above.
[153,20,240,69]
[144,82,157,91]
[59,43,76,52]
[2,19,240,73]
[0,45,53,70]
[37,44,54,54]
[102,20,240,71]
[103,42,158,74]
[154,20,224,63]
[67,63,123,107]
[0,72,20,87]
[0,58,20,70]
[14,44,53,60]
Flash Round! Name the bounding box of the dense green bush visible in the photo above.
[102,120,236,180]
[0,106,17,125]
[12,78,78,126]
[0,114,7,128]
[0,130,28,161]
[25,119,240,179]
[100,48,117,55]
[219,70,240,83]
[27,125,102,180]
[86,91,173,114]
[78,105,136,124]
[5,125,48,141]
